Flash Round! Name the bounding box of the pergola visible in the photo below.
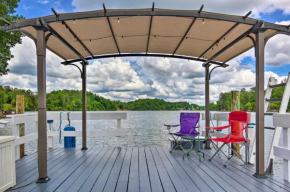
[1,3,290,182]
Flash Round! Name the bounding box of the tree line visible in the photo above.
[0,86,203,111]
[1,85,289,112]
[210,85,290,112]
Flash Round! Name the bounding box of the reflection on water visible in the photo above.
[24,111,284,178]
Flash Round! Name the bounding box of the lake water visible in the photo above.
[22,111,284,178]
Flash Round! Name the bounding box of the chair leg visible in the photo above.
[225,144,246,166]
[211,142,227,165]
[170,135,183,153]
[209,143,226,161]
[212,142,228,158]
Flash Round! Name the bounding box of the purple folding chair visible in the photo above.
[165,113,200,153]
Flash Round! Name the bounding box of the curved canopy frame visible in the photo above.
[1,6,289,66]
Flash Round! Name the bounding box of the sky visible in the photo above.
[1,0,290,105]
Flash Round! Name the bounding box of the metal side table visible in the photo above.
[180,135,206,160]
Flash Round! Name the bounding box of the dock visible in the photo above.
[13,147,290,192]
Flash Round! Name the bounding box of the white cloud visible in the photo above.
[37,0,49,4]
[23,5,33,11]
[72,0,290,18]
[265,33,290,66]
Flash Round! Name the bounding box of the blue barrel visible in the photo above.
[64,126,76,148]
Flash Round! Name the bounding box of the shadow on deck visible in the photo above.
[10,147,290,192]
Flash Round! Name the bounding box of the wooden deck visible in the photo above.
[10,147,290,192]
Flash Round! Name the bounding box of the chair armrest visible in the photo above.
[164,124,180,133]
[206,125,230,130]
[164,124,180,127]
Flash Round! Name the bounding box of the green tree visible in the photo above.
[0,0,24,75]
[0,86,7,108]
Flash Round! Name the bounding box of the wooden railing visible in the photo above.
[1,112,127,160]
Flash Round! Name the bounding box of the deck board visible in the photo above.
[103,147,127,192]
[16,148,65,183]
[204,148,290,192]
[139,147,151,192]
[9,146,290,192]
[65,147,110,192]
[79,148,115,191]
[144,147,163,192]
[153,147,189,192]
[128,147,140,192]
[150,147,176,192]
[170,150,225,192]
[157,147,200,192]
[186,150,249,192]
[16,148,64,179]
[161,147,212,192]
[115,147,133,192]
[91,148,121,192]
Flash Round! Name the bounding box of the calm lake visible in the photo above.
[23,111,284,178]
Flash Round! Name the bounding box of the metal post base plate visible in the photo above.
[36,177,50,183]
[253,173,267,179]
[81,147,88,150]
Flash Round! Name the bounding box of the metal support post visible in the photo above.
[253,29,267,179]
[35,25,50,183]
[81,62,88,150]
[205,65,211,149]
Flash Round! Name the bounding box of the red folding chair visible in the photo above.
[206,111,250,167]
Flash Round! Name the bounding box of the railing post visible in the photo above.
[48,134,53,149]
[117,119,121,146]
[16,95,25,158]
[283,127,290,181]
[11,124,20,160]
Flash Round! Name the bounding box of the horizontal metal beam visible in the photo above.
[199,11,251,59]
[172,17,197,55]
[269,83,286,88]
[172,4,203,56]
[265,98,282,102]
[264,127,275,130]
[202,21,263,67]
[1,10,288,34]
[38,18,87,64]
[199,23,240,58]
[146,2,155,54]
[103,4,121,54]
[61,53,229,67]
[0,17,10,25]
[265,112,274,116]
[61,21,94,57]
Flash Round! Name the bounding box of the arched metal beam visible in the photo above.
[1,10,289,34]
[7,29,37,45]
[64,63,83,78]
[61,53,229,67]
[209,66,224,80]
